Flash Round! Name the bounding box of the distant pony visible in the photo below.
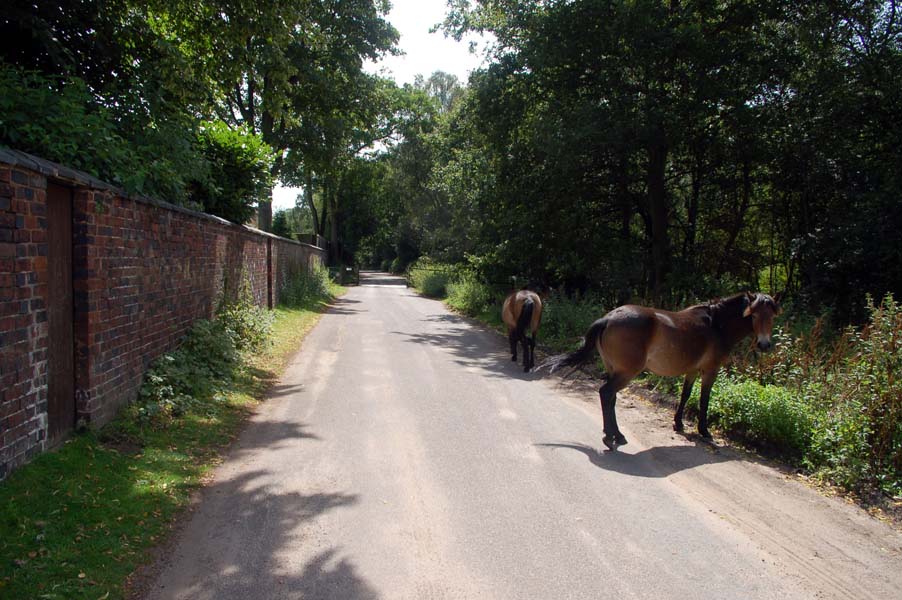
[541,292,781,450]
[502,286,545,372]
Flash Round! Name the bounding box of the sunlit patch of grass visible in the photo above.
[0,286,344,600]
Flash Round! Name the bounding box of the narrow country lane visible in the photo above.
[142,272,902,600]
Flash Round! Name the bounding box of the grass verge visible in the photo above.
[0,287,343,600]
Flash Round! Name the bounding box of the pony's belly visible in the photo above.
[645,349,698,377]
[501,305,516,329]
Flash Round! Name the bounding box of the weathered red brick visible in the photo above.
[2,156,324,481]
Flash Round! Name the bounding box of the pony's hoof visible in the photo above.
[523,365,531,373]
[699,429,712,441]
[673,422,684,433]
[511,355,517,362]
[602,434,628,450]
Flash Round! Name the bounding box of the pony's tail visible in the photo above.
[539,318,606,376]
[515,297,535,341]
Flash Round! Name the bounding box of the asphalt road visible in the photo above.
[142,272,902,600]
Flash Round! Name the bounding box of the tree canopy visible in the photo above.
[334,1,902,323]
[3,0,900,321]
[0,0,398,226]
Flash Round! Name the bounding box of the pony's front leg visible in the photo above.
[674,374,697,432]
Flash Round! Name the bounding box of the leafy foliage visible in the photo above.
[446,271,496,317]
[138,279,272,426]
[332,3,902,324]
[191,122,273,223]
[407,259,457,298]
[216,277,274,353]
[1,0,401,232]
[0,65,203,202]
[273,205,314,241]
[691,295,901,495]
[279,264,333,308]
[136,319,239,425]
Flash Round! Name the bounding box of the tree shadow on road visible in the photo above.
[535,441,736,478]
[327,297,365,315]
[136,415,378,600]
[391,312,543,381]
[140,468,375,600]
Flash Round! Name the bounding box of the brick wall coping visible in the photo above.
[0,147,322,251]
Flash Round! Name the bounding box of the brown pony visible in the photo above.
[502,288,544,372]
[541,292,781,450]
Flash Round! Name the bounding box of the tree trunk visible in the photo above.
[306,172,324,237]
[258,194,273,232]
[647,134,670,301]
[717,157,752,277]
[684,148,702,264]
[329,190,339,264]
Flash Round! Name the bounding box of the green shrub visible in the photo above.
[280,264,332,307]
[190,121,274,223]
[136,319,240,426]
[217,277,273,352]
[0,65,205,203]
[447,271,495,316]
[808,397,873,491]
[408,259,455,298]
[0,66,134,184]
[390,256,408,274]
[805,295,901,495]
[689,378,815,456]
[137,278,280,427]
[540,290,607,352]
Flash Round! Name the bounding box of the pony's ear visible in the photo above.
[773,290,785,311]
[743,291,755,317]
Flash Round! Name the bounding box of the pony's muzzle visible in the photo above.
[756,339,773,352]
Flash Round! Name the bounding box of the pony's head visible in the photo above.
[743,292,782,352]
[524,282,551,297]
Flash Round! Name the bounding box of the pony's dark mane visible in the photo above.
[701,293,752,330]
[708,293,764,342]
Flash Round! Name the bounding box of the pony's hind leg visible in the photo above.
[599,373,630,450]
[521,334,531,372]
[674,374,698,432]
[527,333,538,371]
[509,330,518,362]
[696,372,717,440]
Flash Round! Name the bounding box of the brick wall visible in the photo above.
[0,164,50,480]
[0,150,325,479]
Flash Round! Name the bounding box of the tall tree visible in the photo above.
[163,0,398,230]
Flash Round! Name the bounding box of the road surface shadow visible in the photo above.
[137,404,378,600]
[393,313,542,382]
[535,441,735,478]
[139,467,374,600]
[227,420,322,461]
[327,297,365,315]
[265,383,305,399]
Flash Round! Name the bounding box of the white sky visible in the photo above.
[273,0,490,211]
